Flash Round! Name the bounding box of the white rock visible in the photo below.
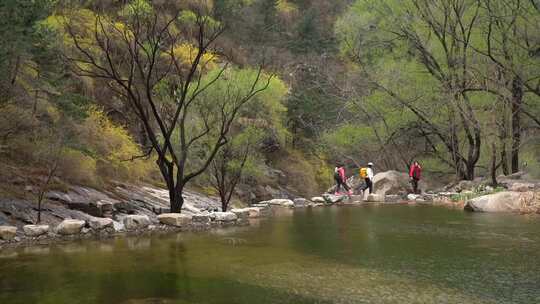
[231,209,250,220]
[407,194,421,201]
[123,215,151,230]
[311,197,325,203]
[157,213,192,227]
[245,207,261,218]
[0,226,17,240]
[366,194,385,202]
[322,194,345,204]
[23,225,49,237]
[113,220,125,232]
[88,217,114,230]
[56,219,86,235]
[265,199,295,207]
[213,212,238,222]
[465,191,522,212]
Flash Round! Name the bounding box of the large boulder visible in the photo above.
[23,225,49,237]
[157,213,192,227]
[56,219,85,235]
[0,226,17,240]
[464,191,522,212]
[88,217,114,230]
[372,171,412,195]
[510,182,537,192]
[213,212,238,222]
[123,215,151,230]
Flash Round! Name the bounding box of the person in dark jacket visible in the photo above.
[334,163,351,195]
[409,161,422,194]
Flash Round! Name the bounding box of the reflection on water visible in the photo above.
[1,206,539,304]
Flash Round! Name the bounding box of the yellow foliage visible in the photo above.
[166,43,217,70]
[78,106,156,182]
[276,0,298,16]
[60,148,98,185]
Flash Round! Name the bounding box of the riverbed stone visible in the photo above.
[293,198,309,208]
[123,215,151,230]
[265,199,295,208]
[192,214,211,223]
[323,194,345,204]
[23,225,49,237]
[231,209,250,221]
[510,182,537,192]
[366,194,384,202]
[88,217,114,230]
[244,207,261,218]
[157,213,192,227]
[464,191,522,212]
[213,212,237,222]
[311,197,325,203]
[56,219,85,235]
[0,226,17,240]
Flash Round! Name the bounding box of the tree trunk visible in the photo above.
[490,142,498,186]
[170,188,184,213]
[511,77,523,173]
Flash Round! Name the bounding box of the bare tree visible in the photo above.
[62,7,271,212]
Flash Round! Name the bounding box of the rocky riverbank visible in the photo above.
[0,183,332,250]
[2,170,539,249]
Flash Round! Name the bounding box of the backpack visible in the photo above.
[359,167,368,178]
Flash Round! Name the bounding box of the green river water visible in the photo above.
[1,205,539,304]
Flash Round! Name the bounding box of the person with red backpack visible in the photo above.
[334,163,352,196]
[409,161,422,194]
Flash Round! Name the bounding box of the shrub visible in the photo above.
[59,148,98,185]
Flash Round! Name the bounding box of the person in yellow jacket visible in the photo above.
[359,162,374,194]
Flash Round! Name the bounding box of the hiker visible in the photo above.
[409,161,422,194]
[360,162,374,194]
[334,163,352,196]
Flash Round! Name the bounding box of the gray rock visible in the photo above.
[385,195,401,202]
[322,194,345,204]
[157,213,192,227]
[372,171,414,195]
[192,214,211,223]
[293,198,310,207]
[88,217,114,230]
[0,226,17,240]
[510,182,537,192]
[23,225,49,237]
[464,191,522,212]
[56,219,85,235]
[123,215,151,230]
[213,212,238,222]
